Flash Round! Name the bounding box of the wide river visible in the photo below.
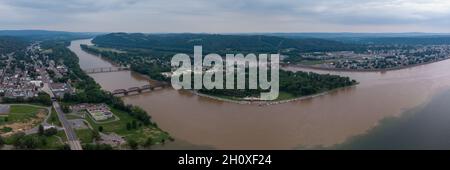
[69,39,450,149]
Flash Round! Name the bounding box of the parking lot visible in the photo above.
[0,104,10,115]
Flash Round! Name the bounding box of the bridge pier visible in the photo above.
[84,67,130,74]
[111,82,168,96]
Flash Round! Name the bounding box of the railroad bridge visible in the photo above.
[84,67,130,74]
[111,82,169,96]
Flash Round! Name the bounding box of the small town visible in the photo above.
[298,45,450,70]
[0,43,73,99]
[0,41,170,150]
[0,43,82,150]
[3,0,450,168]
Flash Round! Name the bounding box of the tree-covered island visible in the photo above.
[80,33,358,102]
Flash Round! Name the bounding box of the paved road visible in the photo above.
[53,101,83,150]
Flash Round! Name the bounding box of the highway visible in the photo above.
[53,101,83,150]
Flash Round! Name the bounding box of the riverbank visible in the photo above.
[73,38,450,149]
[78,39,359,107]
[62,39,173,149]
[291,57,450,72]
[191,84,358,106]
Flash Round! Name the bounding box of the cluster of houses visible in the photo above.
[302,45,450,70]
[0,43,74,100]
[0,66,74,99]
[0,68,42,98]
[49,83,73,98]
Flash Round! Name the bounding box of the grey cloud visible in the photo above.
[1,0,450,32]
[2,0,140,12]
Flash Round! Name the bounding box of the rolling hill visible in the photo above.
[0,36,27,55]
[92,33,365,54]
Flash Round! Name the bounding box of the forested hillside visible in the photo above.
[92,33,364,54]
[0,36,27,55]
[0,30,96,41]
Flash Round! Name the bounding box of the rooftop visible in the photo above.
[50,83,67,90]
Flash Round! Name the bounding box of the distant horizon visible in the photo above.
[3,29,450,35]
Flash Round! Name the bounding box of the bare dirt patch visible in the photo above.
[0,109,47,137]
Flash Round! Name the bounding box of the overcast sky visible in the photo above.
[1,0,450,33]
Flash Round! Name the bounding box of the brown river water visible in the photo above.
[69,39,450,149]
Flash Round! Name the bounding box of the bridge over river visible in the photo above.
[84,67,130,74]
[111,82,170,96]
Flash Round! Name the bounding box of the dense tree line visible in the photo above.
[93,33,362,54]
[200,70,357,99]
[278,70,356,96]
[7,132,63,150]
[82,143,113,150]
[38,125,58,136]
[91,33,368,70]
[357,36,450,45]
[0,36,28,55]
[1,92,52,106]
[0,30,95,42]
[80,44,171,81]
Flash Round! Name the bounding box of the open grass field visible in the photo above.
[75,129,94,144]
[46,108,62,127]
[7,105,43,123]
[0,105,48,126]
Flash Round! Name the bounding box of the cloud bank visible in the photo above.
[1,0,450,32]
